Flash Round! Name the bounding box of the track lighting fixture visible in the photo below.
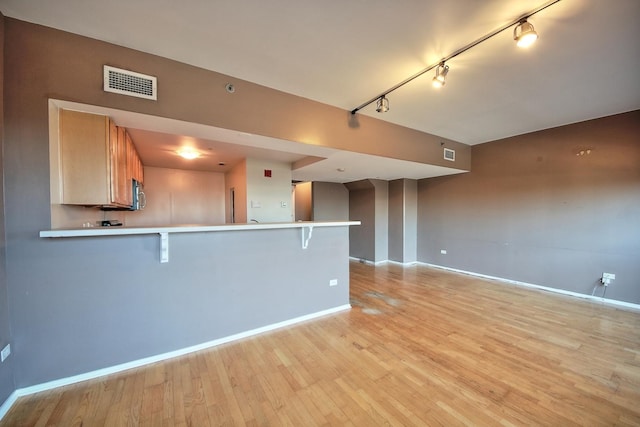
[349,0,561,115]
[432,63,449,88]
[514,20,538,48]
[376,96,389,113]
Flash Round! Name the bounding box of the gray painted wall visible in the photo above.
[347,180,389,263]
[13,227,350,387]
[388,180,404,262]
[388,179,417,264]
[0,12,16,406]
[371,180,389,263]
[348,184,375,261]
[417,111,640,304]
[403,180,418,263]
[312,182,349,221]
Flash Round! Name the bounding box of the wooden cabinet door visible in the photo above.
[112,125,129,206]
[125,130,135,204]
[125,131,144,185]
[59,109,142,208]
[109,121,120,205]
[134,149,144,185]
[60,110,111,205]
[135,147,144,185]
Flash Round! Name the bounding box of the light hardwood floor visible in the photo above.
[3,261,640,426]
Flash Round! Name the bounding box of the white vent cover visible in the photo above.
[444,148,456,161]
[103,65,157,100]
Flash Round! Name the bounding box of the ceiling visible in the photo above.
[4,1,640,181]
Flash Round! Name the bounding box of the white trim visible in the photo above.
[349,256,375,265]
[0,304,351,420]
[0,391,18,421]
[386,260,419,267]
[349,258,417,267]
[420,263,640,311]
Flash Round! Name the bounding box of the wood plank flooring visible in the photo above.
[2,261,640,426]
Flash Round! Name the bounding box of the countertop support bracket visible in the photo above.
[301,226,314,249]
[159,232,169,263]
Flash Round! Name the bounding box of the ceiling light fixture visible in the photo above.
[177,149,200,160]
[350,0,561,115]
[376,96,389,113]
[514,20,538,48]
[432,62,449,88]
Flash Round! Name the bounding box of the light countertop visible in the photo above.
[40,221,360,238]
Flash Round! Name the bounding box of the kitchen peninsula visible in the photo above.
[38,101,360,390]
[35,220,358,389]
[40,221,358,262]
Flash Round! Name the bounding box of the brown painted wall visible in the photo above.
[388,179,418,264]
[4,19,469,171]
[417,111,640,303]
[0,11,16,406]
[312,182,349,221]
[348,181,376,261]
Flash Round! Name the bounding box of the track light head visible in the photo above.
[432,63,449,88]
[514,20,538,48]
[376,95,389,113]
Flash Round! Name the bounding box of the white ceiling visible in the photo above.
[5,1,640,181]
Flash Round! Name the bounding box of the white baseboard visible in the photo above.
[0,391,18,421]
[349,257,417,266]
[350,258,639,310]
[0,304,351,420]
[420,262,640,311]
[349,256,377,265]
[386,260,419,267]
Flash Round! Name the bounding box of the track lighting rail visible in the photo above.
[350,0,562,115]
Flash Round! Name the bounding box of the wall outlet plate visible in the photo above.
[603,272,616,280]
[1,344,10,362]
[329,279,338,287]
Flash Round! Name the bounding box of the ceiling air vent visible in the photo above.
[444,148,455,161]
[103,65,157,100]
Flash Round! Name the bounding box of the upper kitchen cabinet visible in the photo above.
[59,109,143,208]
[126,130,144,185]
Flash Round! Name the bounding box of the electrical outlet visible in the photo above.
[329,279,338,287]
[601,272,616,286]
[1,344,10,362]
[440,249,447,255]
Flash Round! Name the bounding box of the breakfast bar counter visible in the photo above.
[41,221,359,263]
[29,220,359,388]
